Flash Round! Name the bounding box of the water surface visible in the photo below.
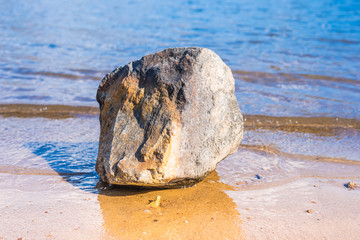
[0,0,359,117]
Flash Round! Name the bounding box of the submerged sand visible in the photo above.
[0,104,359,239]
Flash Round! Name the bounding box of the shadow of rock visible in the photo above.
[25,141,100,192]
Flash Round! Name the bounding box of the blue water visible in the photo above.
[1,0,359,117]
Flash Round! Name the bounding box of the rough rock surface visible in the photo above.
[96,47,243,187]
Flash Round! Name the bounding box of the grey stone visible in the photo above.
[96,47,243,187]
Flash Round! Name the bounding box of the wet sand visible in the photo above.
[0,104,360,239]
[0,171,242,240]
[1,103,359,131]
[98,172,242,240]
[0,104,98,119]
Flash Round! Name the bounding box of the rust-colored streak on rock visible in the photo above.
[97,73,183,186]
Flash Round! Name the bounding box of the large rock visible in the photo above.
[96,47,243,187]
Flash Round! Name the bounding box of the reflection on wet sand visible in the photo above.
[98,172,243,240]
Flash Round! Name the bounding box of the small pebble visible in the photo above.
[235,182,246,185]
[311,201,317,204]
[247,217,252,220]
[245,208,251,210]
[345,182,358,189]
[147,195,161,208]
[306,209,314,213]
[44,211,48,213]
[184,220,189,223]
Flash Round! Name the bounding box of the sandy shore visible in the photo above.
[0,170,243,239]
[0,104,359,239]
[233,177,360,240]
[1,169,359,239]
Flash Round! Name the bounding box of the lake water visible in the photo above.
[1,0,359,116]
[0,0,360,238]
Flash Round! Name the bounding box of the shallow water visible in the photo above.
[0,0,359,115]
[1,0,360,239]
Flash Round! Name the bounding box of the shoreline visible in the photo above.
[1,103,359,127]
[1,167,359,239]
[0,104,359,239]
